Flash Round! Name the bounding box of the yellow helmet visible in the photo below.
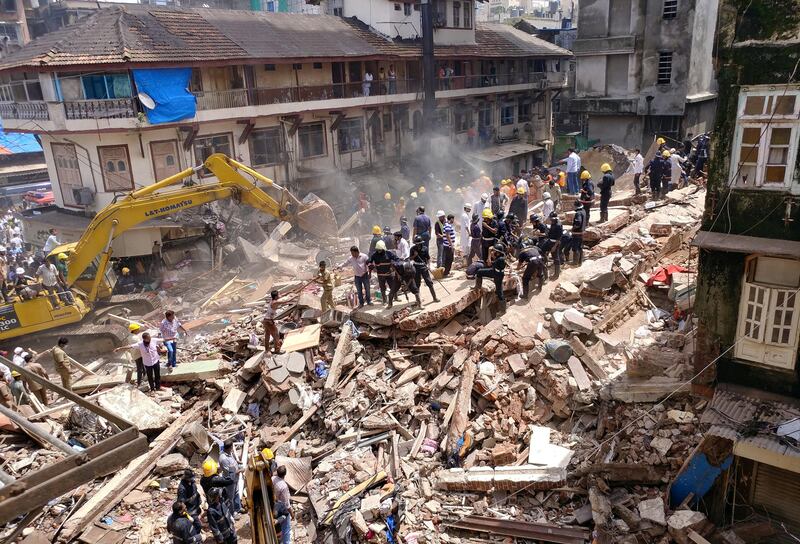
[657,137,666,145]
[418,186,426,194]
[372,225,382,235]
[11,370,20,378]
[202,458,218,477]
[121,267,130,275]
[128,322,142,333]
[662,150,671,159]
[482,208,493,219]
[57,253,68,261]
[600,163,612,172]
[580,170,592,180]
[261,448,274,461]
[444,185,452,192]
[384,192,391,200]
[517,187,526,194]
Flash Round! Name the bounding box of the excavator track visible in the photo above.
[2,322,129,358]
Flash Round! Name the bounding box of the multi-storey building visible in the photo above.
[682,0,800,533]
[570,0,719,150]
[0,4,569,253]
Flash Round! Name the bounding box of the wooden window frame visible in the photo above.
[298,122,328,160]
[51,142,84,208]
[248,127,284,167]
[149,139,182,182]
[97,144,134,192]
[193,132,235,177]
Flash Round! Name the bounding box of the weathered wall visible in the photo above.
[686,0,719,98]
[586,114,642,148]
[682,100,717,138]
[576,55,607,97]
[576,0,609,38]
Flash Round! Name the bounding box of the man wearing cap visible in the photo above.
[177,469,203,533]
[206,487,237,544]
[473,193,488,224]
[565,201,587,265]
[542,212,564,279]
[413,206,432,253]
[117,266,135,294]
[12,347,24,367]
[480,209,498,261]
[474,244,507,303]
[516,243,545,298]
[578,171,595,224]
[598,163,615,223]
[9,370,29,406]
[509,187,528,222]
[52,337,72,391]
[382,226,396,250]
[393,231,410,260]
[460,203,472,259]
[410,236,438,303]
[399,216,410,241]
[115,323,146,387]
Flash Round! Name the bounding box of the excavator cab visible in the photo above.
[50,243,117,301]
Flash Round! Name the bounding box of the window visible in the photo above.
[337,118,364,153]
[500,104,515,125]
[463,1,471,28]
[454,108,472,133]
[333,7,343,15]
[663,0,677,19]
[313,62,323,69]
[394,2,401,9]
[98,145,133,191]
[189,69,203,93]
[657,52,673,85]
[529,59,546,73]
[151,140,181,181]
[2,0,15,12]
[0,23,18,41]
[478,102,493,128]
[51,143,83,207]
[298,122,326,159]
[193,133,233,176]
[265,64,276,71]
[266,0,275,11]
[292,64,303,70]
[0,72,42,102]
[518,100,531,123]
[735,256,800,370]
[249,127,284,167]
[732,87,800,190]
[403,2,412,15]
[382,113,392,132]
[453,1,460,27]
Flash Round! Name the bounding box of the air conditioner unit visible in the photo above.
[72,187,95,206]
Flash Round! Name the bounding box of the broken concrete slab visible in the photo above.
[161,359,230,383]
[154,453,189,475]
[589,487,612,526]
[221,388,247,414]
[668,510,708,544]
[281,323,321,353]
[563,309,593,335]
[604,377,690,403]
[97,385,171,432]
[650,436,673,457]
[435,464,566,492]
[638,497,666,526]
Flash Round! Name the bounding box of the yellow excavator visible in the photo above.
[0,153,337,347]
[245,449,280,544]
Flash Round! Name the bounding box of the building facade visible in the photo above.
[570,0,719,150]
[0,5,570,253]
[687,0,800,533]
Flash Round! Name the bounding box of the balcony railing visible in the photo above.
[0,101,50,120]
[64,98,138,120]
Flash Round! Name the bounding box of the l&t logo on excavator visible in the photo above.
[144,199,194,218]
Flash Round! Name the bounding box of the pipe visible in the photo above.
[0,403,74,455]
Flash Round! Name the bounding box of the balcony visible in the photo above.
[0,101,50,120]
[63,98,138,120]
[572,35,636,56]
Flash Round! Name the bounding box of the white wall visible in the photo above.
[576,55,607,97]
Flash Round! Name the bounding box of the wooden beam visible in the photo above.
[321,471,387,525]
[59,391,221,542]
[0,403,73,454]
[273,404,319,449]
[238,119,255,144]
[324,321,355,393]
[446,352,476,451]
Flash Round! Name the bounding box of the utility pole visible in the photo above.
[420,0,436,147]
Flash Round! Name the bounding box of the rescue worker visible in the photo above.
[659,150,674,196]
[434,210,447,268]
[693,133,710,177]
[262,290,282,353]
[399,216,410,241]
[176,469,203,533]
[272,465,293,544]
[474,244,507,302]
[460,203,472,259]
[508,187,528,222]
[126,322,146,387]
[117,266,135,294]
[22,353,49,406]
[529,214,548,239]
[631,148,644,195]
[166,501,202,544]
[656,136,667,153]
[200,458,234,504]
[207,488,237,544]
[564,200,587,265]
[467,214,482,266]
[368,225,382,257]
[490,186,503,216]
[52,337,72,391]
[220,439,242,514]
[578,170,595,224]
[340,247,371,307]
[646,150,671,199]
[499,178,516,206]
[480,208,498,261]
[387,257,420,308]
[9,370,29,406]
[548,178,562,211]
[499,213,517,252]
[410,235,439,303]
[597,163,615,223]
[381,226,395,250]
[541,212,563,279]
[367,240,397,304]
[314,261,335,313]
[516,243,545,298]
[441,214,456,276]
[413,206,432,253]
[473,193,489,222]
[54,253,74,305]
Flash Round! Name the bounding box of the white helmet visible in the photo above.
[13,347,22,354]
[0,246,6,252]
[481,193,489,201]
[464,203,472,210]
[16,267,25,275]
[20,351,28,359]
[543,192,551,199]
[437,210,445,217]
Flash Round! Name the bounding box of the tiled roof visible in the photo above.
[0,5,571,72]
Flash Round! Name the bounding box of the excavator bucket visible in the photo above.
[295,194,339,239]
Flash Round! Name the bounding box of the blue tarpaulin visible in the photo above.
[0,131,42,154]
[670,451,733,508]
[132,68,196,125]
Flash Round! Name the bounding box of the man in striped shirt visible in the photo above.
[442,214,456,276]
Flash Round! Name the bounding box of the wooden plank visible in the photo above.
[446,351,476,450]
[321,471,387,525]
[273,405,319,449]
[687,529,712,544]
[201,276,238,308]
[59,391,221,542]
[281,323,322,353]
[390,431,401,479]
[324,322,355,392]
[409,421,427,459]
[246,276,275,304]
[566,356,592,391]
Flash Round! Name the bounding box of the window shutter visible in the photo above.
[740,283,768,342]
[766,289,799,347]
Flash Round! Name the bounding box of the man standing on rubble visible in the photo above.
[578,170,595,224]
[413,206,432,254]
[393,231,410,260]
[473,193,488,223]
[509,187,528,222]
[441,214,456,276]
[177,469,203,534]
[516,243,545,299]
[646,150,672,199]
[434,210,447,268]
[566,200,587,265]
[368,225,382,258]
[387,257,421,308]
[460,203,472,260]
[490,186,504,217]
[367,241,396,304]
[560,148,581,194]
[410,235,439,303]
[160,310,186,369]
[381,226,395,250]
[52,337,72,391]
[399,216,410,241]
[541,212,563,279]
[262,290,283,352]
[272,465,292,544]
[480,209,497,261]
[631,148,644,195]
[167,501,202,544]
[474,243,507,303]
[125,332,165,391]
[314,261,335,314]
[597,163,615,223]
[220,439,242,515]
[341,247,371,307]
[207,488,237,544]
[23,353,49,406]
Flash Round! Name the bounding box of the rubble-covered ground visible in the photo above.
[2,168,744,544]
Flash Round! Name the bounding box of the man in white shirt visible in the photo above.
[460,203,472,257]
[542,192,555,220]
[473,193,488,225]
[516,177,530,196]
[362,71,373,97]
[340,245,371,307]
[393,231,410,260]
[559,148,581,195]
[12,347,24,367]
[631,148,644,195]
[43,228,60,255]
[36,260,60,308]
[118,332,164,391]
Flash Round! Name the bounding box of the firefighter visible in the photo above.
[368,225,382,257]
[516,242,545,298]
[410,235,439,303]
[206,488,237,544]
[474,243,507,303]
[597,162,615,223]
[176,469,203,533]
[166,501,202,544]
[480,208,498,261]
[578,170,595,224]
[387,257,420,308]
[367,240,397,304]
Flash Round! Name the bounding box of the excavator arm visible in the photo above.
[64,153,337,299]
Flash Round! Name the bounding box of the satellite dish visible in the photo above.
[138,92,155,110]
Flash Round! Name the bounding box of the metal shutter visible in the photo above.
[752,462,800,531]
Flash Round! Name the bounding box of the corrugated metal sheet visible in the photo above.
[753,463,800,533]
[701,389,800,458]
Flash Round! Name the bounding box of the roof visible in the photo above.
[0,131,42,154]
[692,231,800,259]
[0,5,571,72]
[465,142,544,163]
[701,388,800,460]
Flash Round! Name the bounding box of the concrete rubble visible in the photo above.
[1,179,726,544]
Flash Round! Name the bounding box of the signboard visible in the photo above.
[0,304,21,332]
